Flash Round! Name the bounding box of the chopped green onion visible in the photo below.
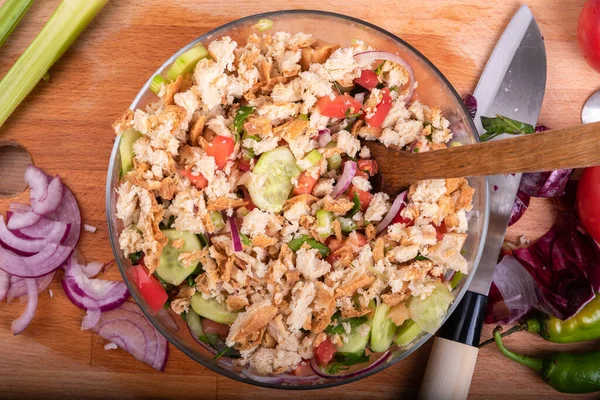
[239,232,251,246]
[242,132,261,142]
[450,271,463,289]
[150,75,165,94]
[210,211,225,230]
[0,0,108,127]
[128,250,144,266]
[336,217,357,233]
[315,210,335,238]
[253,18,273,32]
[0,0,34,47]
[166,45,208,82]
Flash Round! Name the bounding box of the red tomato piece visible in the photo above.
[578,166,600,242]
[347,232,368,248]
[435,223,448,241]
[354,69,379,90]
[180,169,208,189]
[317,94,362,119]
[292,361,314,377]
[238,158,252,172]
[578,0,600,73]
[201,318,230,340]
[315,339,337,366]
[130,264,168,313]
[391,209,413,226]
[293,172,319,195]
[325,237,345,253]
[241,187,256,211]
[348,185,373,212]
[206,135,235,169]
[357,159,379,176]
[365,88,392,128]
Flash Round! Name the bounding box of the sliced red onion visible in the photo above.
[52,180,81,248]
[0,216,68,255]
[25,165,49,203]
[11,278,38,335]
[242,369,285,384]
[354,92,366,104]
[0,269,9,301]
[14,217,69,241]
[354,51,416,102]
[7,271,56,302]
[376,191,407,233]
[0,242,72,278]
[228,216,243,252]
[7,210,42,230]
[331,161,357,198]
[80,261,104,278]
[84,224,97,233]
[317,128,332,148]
[8,203,30,213]
[62,256,129,312]
[157,308,179,331]
[187,324,217,354]
[31,175,64,216]
[310,351,391,380]
[81,308,101,330]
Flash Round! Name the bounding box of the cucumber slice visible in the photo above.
[186,309,205,338]
[298,149,323,171]
[395,319,421,347]
[248,147,301,212]
[155,229,202,286]
[339,324,371,353]
[369,303,397,353]
[119,128,142,175]
[315,210,334,238]
[191,293,238,325]
[337,217,357,233]
[166,45,209,81]
[409,282,454,334]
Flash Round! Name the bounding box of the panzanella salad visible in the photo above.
[112,29,474,378]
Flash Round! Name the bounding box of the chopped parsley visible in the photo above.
[128,251,144,266]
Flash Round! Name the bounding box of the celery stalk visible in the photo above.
[0,0,34,47]
[0,0,108,127]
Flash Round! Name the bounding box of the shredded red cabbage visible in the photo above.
[462,94,477,119]
[519,169,573,198]
[508,190,530,227]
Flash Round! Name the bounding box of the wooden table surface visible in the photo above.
[0,0,598,398]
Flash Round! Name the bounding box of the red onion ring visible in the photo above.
[31,175,64,216]
[0,269,9,301]
[242,369,285,385]
[7,210,42,230]
[13,217,69,241]
[81,308,101,330]
[157,307,179,331]
[52,179,81,249]
[11,278,38,335]
[0,216,68,255]
[376,191,407,234]
[7,271,56,302]
[354,51,416,102]
[309,351,391,380]
[228,216,243,252]
[25,165,49,204]
[331,161,357,198]
[0,242,72,278]
[317,128,332,148]
[80,261,104,278]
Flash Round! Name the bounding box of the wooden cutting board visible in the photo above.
[0,0,598,398]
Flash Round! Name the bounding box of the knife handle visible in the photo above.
[418,291,488,400]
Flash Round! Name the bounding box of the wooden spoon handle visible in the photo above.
[401,121,600,181]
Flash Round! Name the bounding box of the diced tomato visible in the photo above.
[130,264,168,313]
[365,88,392,128]
[238,158,252,172]
[293,172,318,195]
[354,69,379,90]
[326,237,345,253]
[201,318,230,340]
[314,339,337,366]
[357,159,378,176]
[317,94,363,119]
[180,169,208,189]
[205,135,235,169]
[435,223,448,241]
[292,361,314,377]
[391,211,412,226]
[347,185,373,212]
[347,232,368,248]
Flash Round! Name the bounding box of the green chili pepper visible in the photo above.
[493,327,600,394]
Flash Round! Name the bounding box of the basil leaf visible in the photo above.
[287,234,331,257]
[324,351,370,374]
[234,106,255,135]
[415,253,429,261]
[480,114,535,142]
[324,313,368,334]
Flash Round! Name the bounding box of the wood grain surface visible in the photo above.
[0,0,598,399]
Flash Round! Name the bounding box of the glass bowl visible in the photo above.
[106,10,489,390]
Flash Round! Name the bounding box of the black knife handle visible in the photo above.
[437,290,488,347]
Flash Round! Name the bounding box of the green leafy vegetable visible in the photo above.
[450,271,463,289]
[287,234,331,257]
[150,75,165,94]
[415,253,429,261]
[0,0,34,47]
[374,61,386,75]
[345,192,361,218]
[159,215,175,230]
[128,251,144,265]
[0,0,108,127]
[345,108,361,119]
[479,114,535,142]
[240,232,251,246]
[324,351,370,374]
[234,106,255,136]
[324,311,368,334]
[213,345,232,360]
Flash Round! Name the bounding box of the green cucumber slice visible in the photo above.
[155,229,202,285]
[191,293,238,325]
[186,309,205,338]
[369,303,397,353]
[336,217,357,233]
[394,319,421,347]
[338,324,371,353]
[119,128,142,175]
[315,210,334,238]
[166,45,209,81]
[248,146,301,212]
[409,282,454,334]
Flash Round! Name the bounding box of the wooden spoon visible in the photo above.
[364,121,600,193]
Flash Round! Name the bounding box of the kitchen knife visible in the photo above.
[419,5,546,399]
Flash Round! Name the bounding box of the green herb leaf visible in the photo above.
[345,108,361,119]
[324,314,368,334]
[324,351,370,374]
[287,234,331,257]
[415,253,429,261]
[159,215,175,230]
[213,345,232,360]
[234,106,255,136]
[240,232,251,246]
[479,114,535,142]
[374,61,386,75]
[197,233,209,248]
[345,192,361,218]
[128,251,144,265]
[298,113,309,121]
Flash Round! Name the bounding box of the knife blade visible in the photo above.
[419,5,546,399]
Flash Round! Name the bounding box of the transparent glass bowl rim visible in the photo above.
[105,9,490,390]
